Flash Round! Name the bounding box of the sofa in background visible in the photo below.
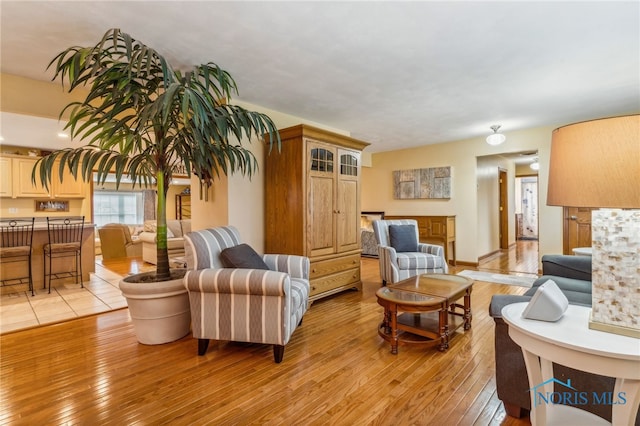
[490,254,639,425]
[97,223,143,260]
[139,219,191,264]
[360,212,384,257]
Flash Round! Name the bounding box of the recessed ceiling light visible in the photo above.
[57,132,69,138]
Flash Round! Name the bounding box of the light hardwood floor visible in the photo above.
[0,242,537,425]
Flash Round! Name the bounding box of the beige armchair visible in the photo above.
[97,223,142,260]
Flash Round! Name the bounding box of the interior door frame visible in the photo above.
[498,168,508,249]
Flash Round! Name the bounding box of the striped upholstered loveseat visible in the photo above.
[372,219,448,285]
[182,226,310,363]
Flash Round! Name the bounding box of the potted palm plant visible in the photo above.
[35,28,280,344]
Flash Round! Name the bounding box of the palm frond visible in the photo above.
[43,28,281,281]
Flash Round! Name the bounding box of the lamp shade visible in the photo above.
[547,115,640,208]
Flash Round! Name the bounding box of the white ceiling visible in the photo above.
[1,1,638,153]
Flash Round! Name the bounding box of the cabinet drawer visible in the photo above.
[310,267,360,296]
[310,253,360,279]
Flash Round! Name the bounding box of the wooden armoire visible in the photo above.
[265,124,369,301]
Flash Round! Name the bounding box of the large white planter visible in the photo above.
[119,271,191,345]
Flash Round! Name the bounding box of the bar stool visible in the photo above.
[0,217,35,296]
[43,216,85,293]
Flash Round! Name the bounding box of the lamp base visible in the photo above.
[590,209,640,337]
[589,316,640,339]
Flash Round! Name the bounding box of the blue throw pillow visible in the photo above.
[220,244,269,270]
[389,224,418,252]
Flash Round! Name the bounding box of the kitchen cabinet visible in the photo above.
[0,154,86,199]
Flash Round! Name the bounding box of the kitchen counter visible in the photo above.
[1,219,96,290]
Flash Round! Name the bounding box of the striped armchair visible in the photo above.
[372,219,448,285]
[183,226,310,363]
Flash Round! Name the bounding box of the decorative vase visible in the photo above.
[119,270,191,345]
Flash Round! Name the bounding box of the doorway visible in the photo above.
[515,176,539,241]
[498,169,508,249]
[476,151,539,274]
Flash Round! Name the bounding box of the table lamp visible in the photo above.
[547,114,640,338]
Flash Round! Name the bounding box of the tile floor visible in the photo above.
[0,263,127,334]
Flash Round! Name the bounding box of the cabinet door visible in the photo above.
[14,157,50,198]
[0,157,13,197]
[53,165,85,198]
[427,217,447,239]
[307,142,336,257]
[336,149,360,252]
[563,207,594,254]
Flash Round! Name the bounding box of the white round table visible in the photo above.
[502,302,640,426]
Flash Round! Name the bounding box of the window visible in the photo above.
[310,148,333,172]
[340,153,358,176]
[93,191,144,226]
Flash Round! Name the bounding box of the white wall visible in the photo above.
[361,126,563,265]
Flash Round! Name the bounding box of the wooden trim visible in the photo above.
[269,124,370,151]
[455,260,479,267]
[478,249,501,261]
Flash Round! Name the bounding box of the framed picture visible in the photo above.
[35,200,69,212]
[393,167,451,199]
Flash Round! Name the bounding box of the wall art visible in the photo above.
[35,199,69,212]
[393,167,451,199]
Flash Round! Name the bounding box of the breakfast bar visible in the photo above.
[0,219,95,291]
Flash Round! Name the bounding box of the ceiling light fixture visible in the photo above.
[486,125,506,146]
[530,159,540,170]
[57,132,69,138]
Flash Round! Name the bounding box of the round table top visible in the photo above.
[502,302,640,362]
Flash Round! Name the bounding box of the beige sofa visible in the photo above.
[139,219,191,265]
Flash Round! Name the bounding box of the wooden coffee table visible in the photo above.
[376,274,473,354]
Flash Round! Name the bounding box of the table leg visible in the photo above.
[438,308,449,351]
[522,348,547,426]
[463,292,472,330]
[390,304,398,355]
[383,307,391,334]
[613,377,640,426]
[452,241,456,266]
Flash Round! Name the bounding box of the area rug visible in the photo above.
[456,270,536,288]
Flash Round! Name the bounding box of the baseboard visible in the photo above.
[478,249,500,262]
[455,260,479,267]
